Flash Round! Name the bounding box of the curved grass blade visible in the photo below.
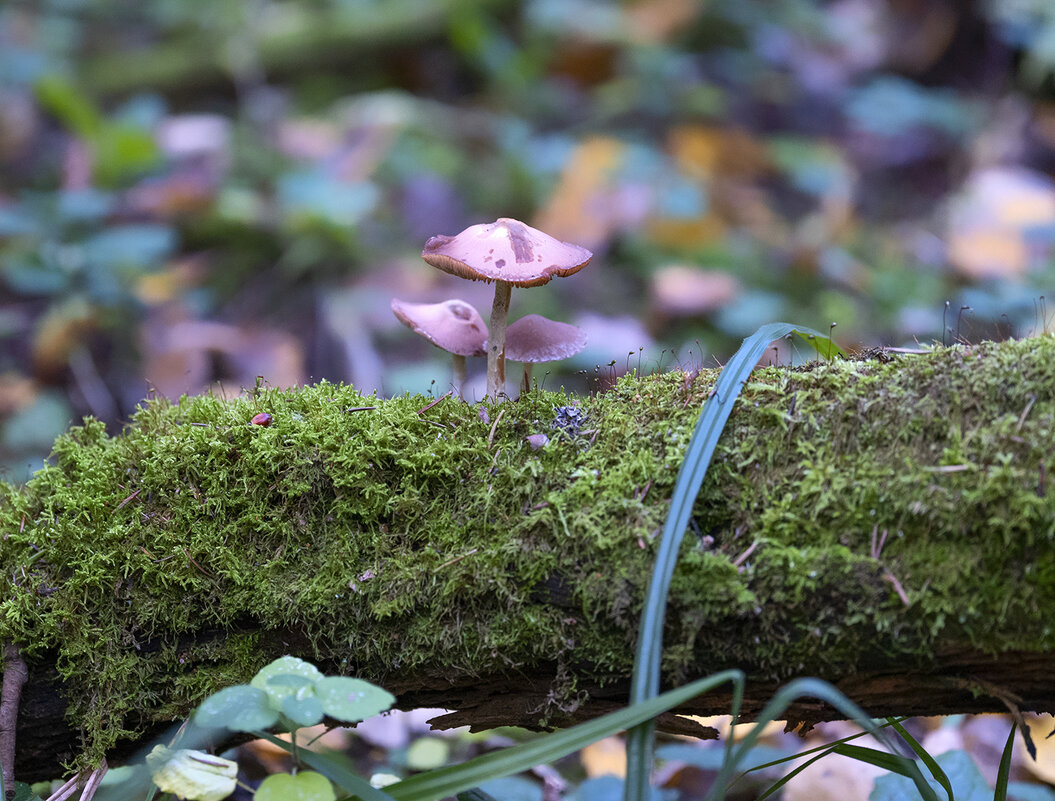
[887,718,953,801]
[994,723,1016,801]
[705,678,938,801]
[749,719,904,799]
[386,670,743,801]
[756,745,836,801]
[625,323,839,801]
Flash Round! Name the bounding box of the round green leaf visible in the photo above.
[254,771,336,801]
[194,685,277,732]
[268,674,314,689]
[251,656,324,707]
[406,737,450,771]
[314,676,395,723]
[281,692,324,727]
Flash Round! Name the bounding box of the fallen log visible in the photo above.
[2,337,1054,781]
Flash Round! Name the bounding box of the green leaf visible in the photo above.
[406,738,451,771]
[269,674,315,689]
[254,772,337,801]
[456,789,501,801]
[11,782,44,801]
[871,749,991,801]
[82,224,176,271]
[252,655,325,708]
[476,777,542,801]
[994,723,1016,801]
[315,676,395,723]
[35,76,102,137]
[887,718,954,801]
[194,685,277,732]
[251,730,398,801]
[705,679,934,801]
[281,691,325,727]
[831,744,924,778]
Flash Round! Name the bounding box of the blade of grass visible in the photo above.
[706,678,939,801]
[887,718,953,801]
[756,745,837,800]
[734,717,905,797]
[833,743,927,776]
[625,323,839,801]
[994,723,1016,801]
[386,670,743,801]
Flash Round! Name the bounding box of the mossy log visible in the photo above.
[2,337,1055,780]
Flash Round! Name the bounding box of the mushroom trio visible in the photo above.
[392,218,591,400]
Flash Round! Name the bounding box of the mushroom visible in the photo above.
[390,298,488,396]
[421,218,592,400]
[505,314,587,393]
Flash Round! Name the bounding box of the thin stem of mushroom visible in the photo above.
[487,281,512,400]
[521,363,534,394]
[451,354,467,397]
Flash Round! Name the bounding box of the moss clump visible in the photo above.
[2,337,1055,766]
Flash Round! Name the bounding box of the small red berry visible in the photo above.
[251,412,272,426]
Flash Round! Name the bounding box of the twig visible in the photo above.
[870,525,887,560]
[115,489,141,510]
[42,774,79,801]
[882,571,912,607]
[732,540,758,568]
[487,408,505,449]
[417,391,452,415]
[345,406,377,413]
[78,760,107,801]
[1,643,28,801]
[437,548,478,569]
[1017,394,1037,432]
[183,548,213,578]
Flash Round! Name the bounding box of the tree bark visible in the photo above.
[2,338,1054,781]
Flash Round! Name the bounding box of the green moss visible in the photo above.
[3,337,1055,766]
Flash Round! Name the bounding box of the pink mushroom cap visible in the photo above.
[391,298,488,357]
[504,314,587,363]
[421,218,592,288]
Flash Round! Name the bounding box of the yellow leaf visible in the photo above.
[533,136,625,249]
[581,735,627,778]
[146,745,237,801]
[1018,713,1055,783]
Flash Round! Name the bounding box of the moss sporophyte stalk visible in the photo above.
[1,337,1054,766]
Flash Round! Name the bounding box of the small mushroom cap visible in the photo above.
[421,218,592,287]
[504,314,587,363]
[391,298,488,357]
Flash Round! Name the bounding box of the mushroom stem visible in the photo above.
[451,354,467,397]
[486,280,512,400]
[521,363,534,394]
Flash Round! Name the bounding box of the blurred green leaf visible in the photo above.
[314,676,395,723]
[194,685,278,732]
[870,749,990,801]
[255,772,337,801]
[276,170,379,227]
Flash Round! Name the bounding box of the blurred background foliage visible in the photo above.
[5,0,1055,479]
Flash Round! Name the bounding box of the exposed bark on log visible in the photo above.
[2,338,1054,781]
